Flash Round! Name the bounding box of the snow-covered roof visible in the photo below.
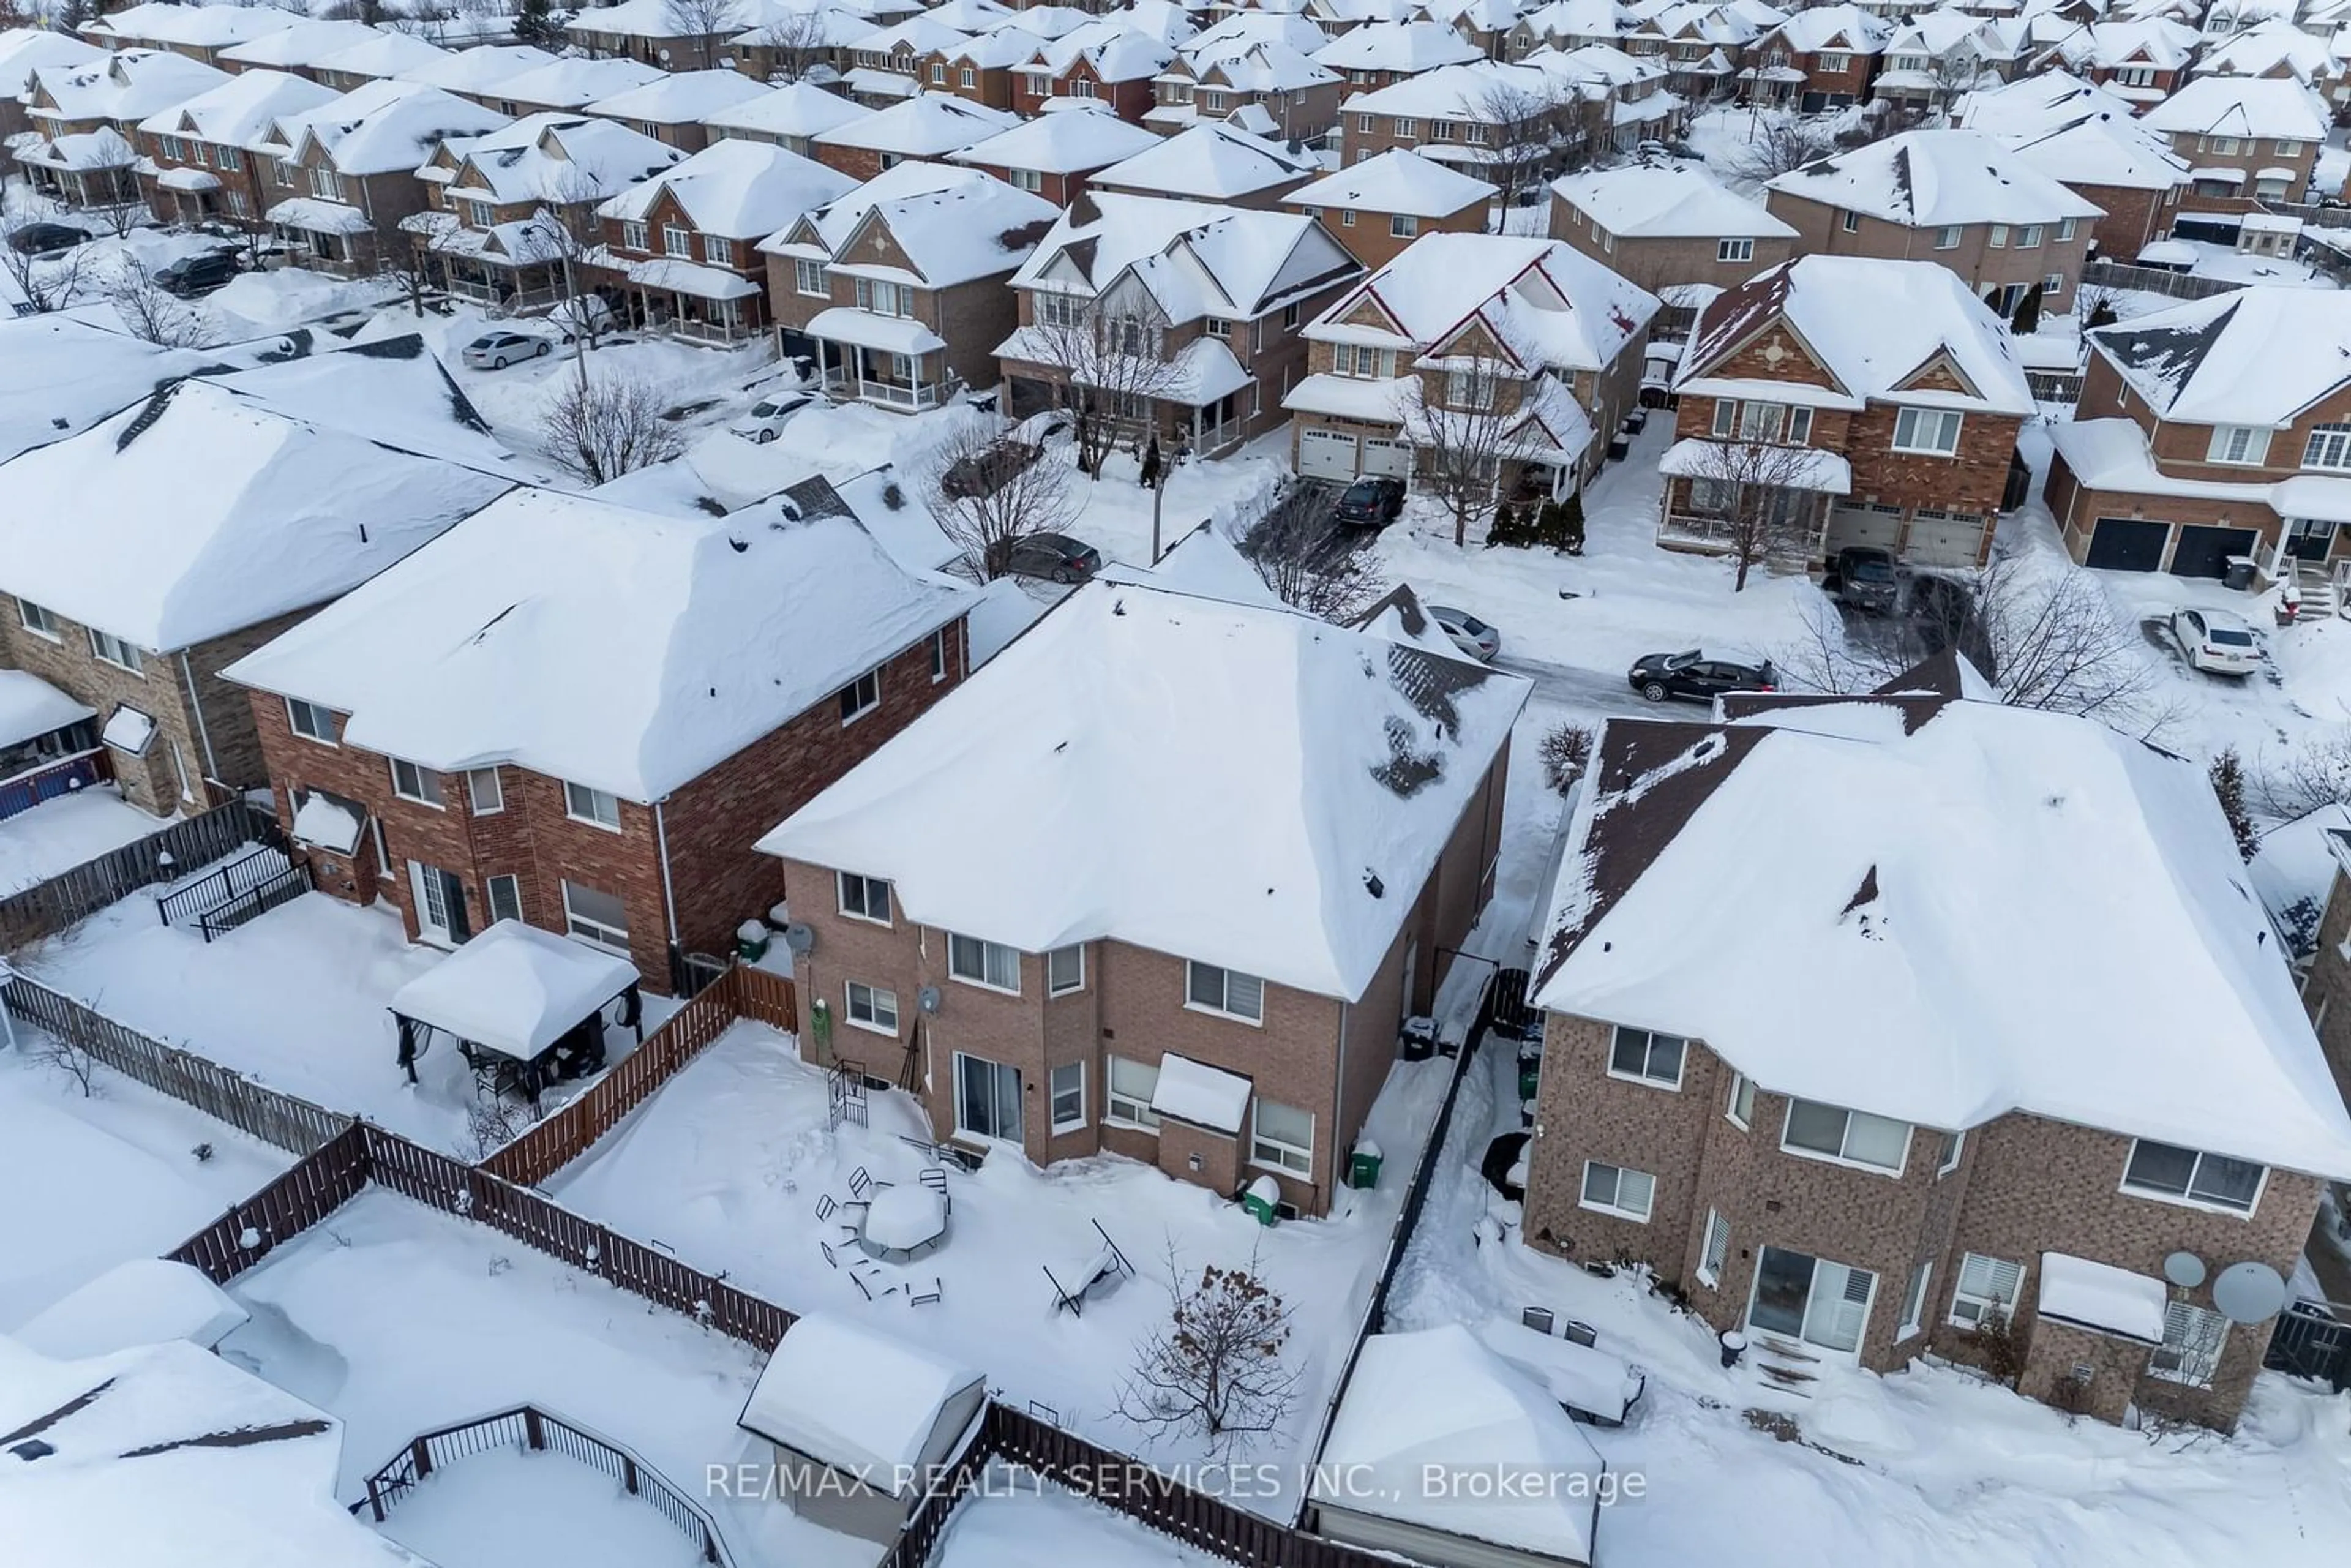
[2249,802,2351,948]
[702,79,871,141]
[737,1315,984,1490]
[222,488,973,803]
[601,136,855,239]
[83,1,299,51]
[1766,127,2102,227]
[566,0,768,39]
[10,1259,249,1360]
[2045,416,2276,503]
[1308,232,1660,376]
[1095,523,1286,610]
[587,67,772,126]
[1150,1052,1254,1131]
[2038,1252,2166,1343]
[1659,435,1851,492]
[0,669,92,751]
[2005,114,2189,191]
[1009,20,1176,83]
[0,26,102,98]
[274,78,508,176]
[2087,287,2351,425]
[308,31,449,81]
[1340,57,1557,121]
[1678,255,2034,415]
[136,68,337,151]
[493,54,666,111]
[1010,190,1362,325]
[1181,36,1337,93]
[1552,161,1796,238]
[435,113,683,206]
[0,315,191,462]
[946,101,1161,175]
[400,42,559,96]
[1092,116,1322,200]
[759,581,1528,1001]
[1531,697,2351,1179]
[1765,1,1891,52]
[1314,1326,1605,1563]
[388,919,637,1061]
[800,165,1054,284]
[215,18,382,70]
[813,88,1018,156]
[2140,73,2328,141]
[31,48,229,126]
[1311,18,1483,72]
[1284,146,1496,217]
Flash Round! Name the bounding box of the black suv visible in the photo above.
[1628,650,1777,704]
[1333,475,1405,528]
[1832,546,1899,613]
[154,251,239,298]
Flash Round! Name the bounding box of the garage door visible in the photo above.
[1903,511,1990,568]
[2085,517,2169,572]
[2170,524,2259,580]
[1361,436,1412,478]
[1297,426,1359,480]
[1824,503,1902,554]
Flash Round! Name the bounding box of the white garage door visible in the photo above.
[1903,510,1989,568]
[1824,503,1902,554]
[1297,426,1359,480]
[1361,436,1412,478]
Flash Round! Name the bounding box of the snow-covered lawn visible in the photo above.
[547,1019,1453,1519]
[935,1476,1232,1567]
[218,1189,879,1568]
[0,1043,287,1327]
[0,786,167,896]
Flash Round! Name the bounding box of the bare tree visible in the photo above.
[1395,358,1520,547]
[1721,112,1835,186]
[751,5,834,82]
[36,1032,97,1097]
[106,258,217,347]
[1018,293,1183,479]
[923,420,1079,581]
[1470,79,1569,213]
[534,165,620,354]
[541,369,684,485]
[370,228,441,318]
[1116,1253,1299,1454]
[2254,729,2351,820]
[1667,438,1828,590]
[1240,484,1388,622]
[663,0,737,70]
[0,216,88,314]
[1539,721,1593,793]
[1970,551,2173,732]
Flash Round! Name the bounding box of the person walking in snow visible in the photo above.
[1139,436,1162,491]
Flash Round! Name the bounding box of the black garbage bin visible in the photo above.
[2224,555,2257,592]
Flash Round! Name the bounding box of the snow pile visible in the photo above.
[10,1257,249,1359]
[738,1315,983,1488]
[1149,1053,1253,1132]
[2036,1252,2166,1343]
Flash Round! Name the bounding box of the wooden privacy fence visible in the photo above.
[0,798,279,948]
[2080,260,2246,303]
[2,972,351,1156]
[168,1122,370,1280]
[0,749,109,824]
[482,964,797,1187]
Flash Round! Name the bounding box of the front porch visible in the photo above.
[266,196,375,272]
[806,306,951,411]
[618,255,765,343]
[1655,472,1834,560]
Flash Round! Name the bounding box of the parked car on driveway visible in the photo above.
[941,435,1044,500]
[461,331,550,370]
[1334,476,1406,528]
[1428,604,1500,661]
[1005,531,1101,583]
[8,222,86,256]
[153,250,239,297]
[2172,607,2259,676]
[731,393,814,443]
[1833,546,1899,613]
[1628,650,1776,703]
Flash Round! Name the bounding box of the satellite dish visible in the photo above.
[782,921,815,956]
[2162,1250,2208,1289]
[2211,1261,2287,1324]
[917,985,943,1015]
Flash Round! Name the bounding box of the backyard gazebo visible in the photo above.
[388,920,642,1103]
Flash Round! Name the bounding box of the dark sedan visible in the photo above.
[1628,650,1777,704]
[8,222,87,256]
[1006,531,1101,583]
[1333,475,1405,528]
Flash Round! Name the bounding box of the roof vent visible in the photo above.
[10,1441,54,1463]
[1364,871,1384,898]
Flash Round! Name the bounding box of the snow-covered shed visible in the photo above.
[736,1315,986,1543]
[1311,1324,1606,1567]
[9,1259,249,1360]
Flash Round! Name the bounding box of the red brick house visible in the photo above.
[946,103,1163,206]
[1008,24,1173,121]
[132,66,333,229]
[223,486,976,994]
[1746,3,1890,110]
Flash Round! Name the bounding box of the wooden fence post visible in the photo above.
[523,1407,546,1452]
[411,1436,434,1481]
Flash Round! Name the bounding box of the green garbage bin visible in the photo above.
[1240,1175,1281,1225]
[736,919,770,962]
[1348,1141,1384,1190]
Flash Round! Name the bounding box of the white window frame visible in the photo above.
[1106,1053,1160,1130]
[2148,1301,2229,1387]
[1716,236,1753,262]
[1606,1024,1686,1090]
[485,872,522,925]
[621,219,648,252]
[1949,1251,2023,1327]
[2205,424,2271,467]
[1049,1059,1086,1131]
[2119,1138,2267,1215]
[1897,1259,1932,1340]
[1251,1098,1314,1176]
[838,669,880,725]
[662,223,693,258]
[563,781,622,831]
[1934,225,1960,250]
[836,871,891,925]
[1840,209,1859,234]
[929,626,950,682]
[845,979,899,1035]
[286,697,337,745]
[16,598,59,640]
[1726,1071,1755,1129]
[948,931,1021,994]
[2017,223,2042,248]
[561,879,631,955]
[1578,1160,1655,1222]
[1697,1207,1730,1286]
[2043,271,2065,297]
[2304,424,2351,473]
[1047,943,1084,996]
[1936,1128,1964,1175]
[1987,223,2008,248]
[88,628,144,673]
[795,258,826,296]
[1817,50,1849,72]
[1892,406,1963,456]
[1780,1098,1911,1176]
[389,757,444,808]
[2057,217,2076,242]
[701,233,729,266]
[1185,961,1265,1024]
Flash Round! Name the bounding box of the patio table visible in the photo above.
[856,1185,949,1264]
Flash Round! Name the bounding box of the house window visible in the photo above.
[1579,1160,1655,1221]
[930,62,945,83]
[88,629,143,673]
[564,781,621,830]
[1987,223,2008,248]
[960,67,975,88]
[701,234,729,266]
[2149,1302,2229,1387]
[2304,424,2351,473]
[1949,1252,2023,1327]
[838,669,880,723]
[1818,51,1848,71]
[837,871,891,923]
[389,757,444,808]
[1389,213,1418,239]
[929,626,951,681]
[467,767,502,814]
[1047,943,1084,995]
[1201,91,1224,112]
[948,932,1021,992]
[1430,119,1457,141]
[1782,1098,1910,1172]
[1840,209,1859,233]
[561,879,630,953]
[1897,1259,1932,1339]
[1008,167,1042,192]
[160,134,184,160]
[1185,961,1264,1022]
[1726,1071,1755,1128]
[486,873,522,925]
[1933,225,1960,250]
[846,980,899,1034]
[309,167,340,202]
[1717,236,1753,262]
[795,258,826,296]
[1107,1054,1159,1128]
[1892,407,1963,455]
[1935,1129,1963,1174]
[663,225,692,258]
[217,144,241,173]
[16,598,59,640]
[1607,1025,1685,1089]
[1251,1099,1314,1176]
[1203,317,1232,340]
[2275,138,2301,158]
[622,220,649,252]
[2057,217,2075,241]
[1394,118,1417,138]
[1446,370,1496,410]
[1049,1060,1085,1130]
[2017,224,2042,247]
[1697,1209,1730,1285]
[1283,303,1299,329]
[286,697,336,744]
[2206,425,2271,466]
[2121,1139,2265,1213]
[1070,78,1094,99]
[2043,272,2065,297]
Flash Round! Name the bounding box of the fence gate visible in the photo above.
[2265,1302,2351,1391]
[827,1057,868,1131]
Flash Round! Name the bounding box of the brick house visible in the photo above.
[1008,24,1174,121]
[2292,829,2351,1119]
[1951,73,2189,261]
[399,44,561,118]
[0,29,105,148]
[1549,162,1797,317]
[2045,289,2351,576]
[1285,231,1656,493]
[1337,57,1603,195]
[2140,75,2328,208]
[913,32,1030,111]
[1628,3,1772,103]
[1087,116,1325,208]
[592,138,854,343]
[1745,2,1890,110]
[1764,129,2102,318]
[133,67,334,230]
[1311,19,1484,92]
[583,70,774,155]
[1521,667,2351,1431]
[564,0,744,72]
[841,17,969,108]
[1002,190,1362,454]
[703,80,871,156]
[811,91,1019,182]
[1502,0,1633,64]
[763,163,1055,411]
[757,581,1527,1215]
[222,487,975,995]
[15,48,228,210]
[485,56,667,118]
[258,80,508,274]
[2040,18,2197,107]
[945,103,1163,207]
[1871,12,2027,112]
[80,2,299,67]
[1284,147,1497,271]
[305,33,452,95]
[0,340,514,817]
[1662,255,2031,568]
[1147,40,1344,141]
[214,18,383,80]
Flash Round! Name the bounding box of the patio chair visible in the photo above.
[1522,1306,1556,1336]
[815,1194,838,1222]
[820,1240,838,1269]
[847,1166,875,1202]
[851,1269,876,1302]
[1563,1320,1599,1348]
[918,1165,950,1214]
[910,1278,942,1307]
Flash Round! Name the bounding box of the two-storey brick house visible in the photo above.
[1008,24,1174,121]
[81,1,299,68]
[486,56,666,118]
[1002,190,1362,454]
[400,43,560,118]
[1285,231,1657,493]
[2140,74,2328,207]
[703,80,871,156]
[1087,115,1326,208]
[811,90,1019,181]
[0,340,514,817]
[1147,40,1344,141]
[0,29,104,149]
[214,18,384,81]
[1549,162,1797,314]
[1284,147,1498,271]
[2040,17,2197,107]
[15,48,228,210]
[133,67,334,229]
[841,17,967,107]
[1310,18,1485,91]
[223,487,975,994]
[1765,129,2102,318]
[757,580,1526,1215]
[1746,3,1889,110]
[2046,289,2351,576]
[583,69,773,155]
[258,79,508,273]
[946,103,1163,206]
[913,31,1030,110]
[305,32,451,95]
[1662,255,2032,568]
[564,0,746,72]
[1520,672,2351,1431]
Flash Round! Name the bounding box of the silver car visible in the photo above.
[462,331,550,370]
[1428,604,1500,662]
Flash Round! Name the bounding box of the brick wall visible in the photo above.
[1766,193,2095,304]
[1548,220,1798,299]
[2301,866,2351,1111]
[1310,200,1487,271]
[2073,180,2173,262]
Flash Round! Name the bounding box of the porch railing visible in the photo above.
[824,369,944,410]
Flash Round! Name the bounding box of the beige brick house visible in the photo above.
[0,340,514,817]
[1662,255,2033,568]
[810,91,1019,183]
[758,582,1527,1215]
[1521,672,2351,1431]
[1284,231,1657,493]
[2139,74,2328,208]
[1284,147,1497,271]
[1548,162,1796,316]
[1745,2,1889,110]
[1147,37,1344,141]
[2046,288,2351,576]
[223,487,974,994]
[1949,73,2189,262]
[15,48,228,210]
[945,103,1164,210]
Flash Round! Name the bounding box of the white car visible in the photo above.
[731,392,816,444]
[461,331,550,370]
[2172,606,2259,676]
[1428,604,1501,662]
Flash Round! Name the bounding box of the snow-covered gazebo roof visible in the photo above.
[388,920,639,1064]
